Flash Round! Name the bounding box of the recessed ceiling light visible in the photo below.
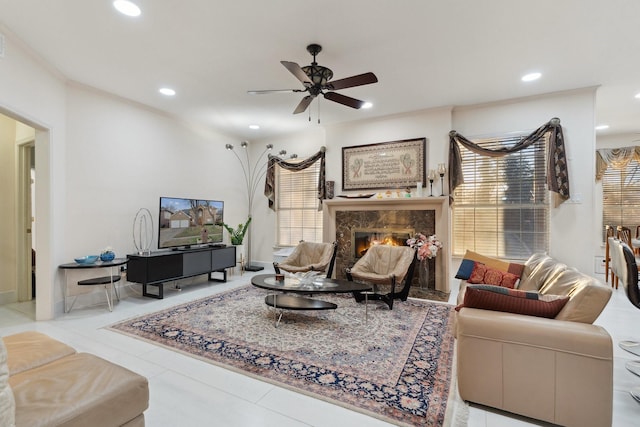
[595,124,610,130]
[361,102,373,109]
[113,1,141,17]
[158,88,176,96]
[249,125,260,130]
[635,92,640,99]
[521,72,542,82]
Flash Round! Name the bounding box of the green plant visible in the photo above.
[219,217,252,245]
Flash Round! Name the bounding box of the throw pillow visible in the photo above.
[0,338,16,426]
[454,259,476,279]
[455,284,570,318]
[454,250,525,280]
[468,263,519,288]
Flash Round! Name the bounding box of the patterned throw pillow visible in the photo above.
[455,284,570,318]
[454,250,524,280]
[468,263,519,288]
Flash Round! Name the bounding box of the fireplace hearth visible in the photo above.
[323,197,450,293]
[352,228,414,258]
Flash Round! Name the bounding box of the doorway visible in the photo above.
[18,141,36,302]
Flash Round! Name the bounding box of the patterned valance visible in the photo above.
[264,147,326,211]
[595,146,640,180]
[448,117,570,204]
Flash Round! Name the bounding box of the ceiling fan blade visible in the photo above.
[324,92,365,109]
[281,61,312,86]
[247,89,302,95]
[293,95,315,114]
[325,72,378,90]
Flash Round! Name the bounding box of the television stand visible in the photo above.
[127,246,236,299]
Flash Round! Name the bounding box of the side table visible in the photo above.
[59,258,128,312]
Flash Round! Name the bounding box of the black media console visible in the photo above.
[127,246,236,299]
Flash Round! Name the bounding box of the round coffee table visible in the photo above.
[251,274,372,326]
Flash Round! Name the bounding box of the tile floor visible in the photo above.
[1,268,640,426]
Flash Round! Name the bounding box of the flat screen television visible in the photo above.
[158,197,224,250]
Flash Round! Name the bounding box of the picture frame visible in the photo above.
[342,137,426,191]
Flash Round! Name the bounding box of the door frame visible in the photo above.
[17,140,35,301]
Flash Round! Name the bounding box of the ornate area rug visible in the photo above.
[108,285,467,426]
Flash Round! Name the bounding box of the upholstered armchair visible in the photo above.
[273,241,338,278]
[346,244,417,310]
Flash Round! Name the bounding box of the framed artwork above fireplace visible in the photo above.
[342,137,426,191]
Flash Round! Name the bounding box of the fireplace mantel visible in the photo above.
[323,196,450,293]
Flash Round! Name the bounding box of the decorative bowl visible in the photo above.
[74,255,98,264]
[100,251,115,262]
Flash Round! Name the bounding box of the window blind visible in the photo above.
[602,159,640,239]
[276,160,323,246]
[452,133,549,259]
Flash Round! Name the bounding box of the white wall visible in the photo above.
[0,25,66,320]
[452,88,598,274]
[252,108,453,263]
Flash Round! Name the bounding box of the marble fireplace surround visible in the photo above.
[323,197,450,293]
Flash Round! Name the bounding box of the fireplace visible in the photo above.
[322,197,450,293]
[352,228,414,258]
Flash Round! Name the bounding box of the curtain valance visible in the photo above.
[448,117,570,203]
[595,146,640,180]
[264,146,326,211]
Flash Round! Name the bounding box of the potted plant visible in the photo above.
[219,217,252,263]
[220,217,252,245]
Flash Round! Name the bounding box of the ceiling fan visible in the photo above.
[248,44,378,115]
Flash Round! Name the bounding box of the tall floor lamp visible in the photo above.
[225,141,294,271]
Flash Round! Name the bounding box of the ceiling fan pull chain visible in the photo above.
[318,97,321,124]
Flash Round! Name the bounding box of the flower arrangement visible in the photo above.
[406,233,443,261]
[219,217,252,245]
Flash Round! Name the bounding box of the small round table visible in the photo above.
[59,258,128,312]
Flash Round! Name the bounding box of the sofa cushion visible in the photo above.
[539,268,612,323]
[455,250,524,280]
[3,331,76,375]
[456,285,570,318]
[517,253,565,291]
[0,338,16,427]
[10,352,149,427]
[468,263,519,288]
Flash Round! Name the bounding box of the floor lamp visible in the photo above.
[225,141,293,271]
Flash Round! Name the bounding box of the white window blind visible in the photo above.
[452,133,549,259]
[276,160,323,246]
[602,158,640,238]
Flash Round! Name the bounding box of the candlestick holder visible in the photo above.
[438,163,446,196]
[428,169,436,197]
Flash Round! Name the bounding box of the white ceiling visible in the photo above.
[1,0,639,140]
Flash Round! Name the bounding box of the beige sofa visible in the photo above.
[1,331,149,427]
[455,253,613,427]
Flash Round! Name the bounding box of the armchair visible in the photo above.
[273,241,338,278]
[346,244,417,310]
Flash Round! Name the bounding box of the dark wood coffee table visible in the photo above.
[251,274,372,326]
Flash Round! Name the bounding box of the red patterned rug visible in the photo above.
[108,285,467,426]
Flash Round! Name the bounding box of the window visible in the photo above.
[276,159,323,246]
[602,158,640,237]
[452,133,549,259]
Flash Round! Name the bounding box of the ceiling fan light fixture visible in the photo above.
[249,124,260,130]
[361,102,373,109]
[113,0,141,17]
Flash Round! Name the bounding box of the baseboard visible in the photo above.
[0,290,17,305]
